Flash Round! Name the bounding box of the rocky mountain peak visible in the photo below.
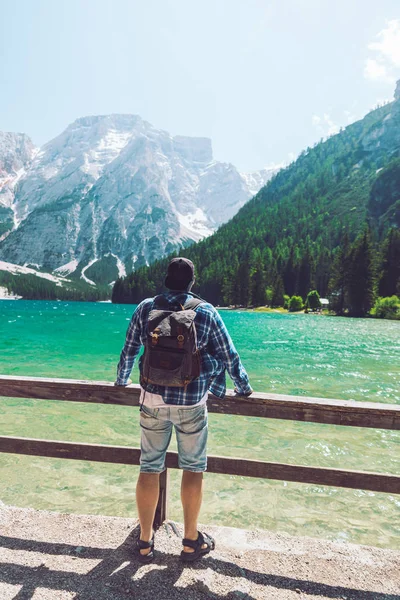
[0,132,35,178]
[0,116,278,282]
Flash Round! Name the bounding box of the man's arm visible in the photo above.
[115,301,147,386]
[208,309,253,396]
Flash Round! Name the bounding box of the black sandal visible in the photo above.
[135,536,155,563]
[180,531,215,562]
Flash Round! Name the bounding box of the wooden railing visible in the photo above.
[0,375,399,526]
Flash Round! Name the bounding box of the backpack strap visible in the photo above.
[152,294,170,310]
[183,297,204,311]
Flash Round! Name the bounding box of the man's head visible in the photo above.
[165,257,195,291]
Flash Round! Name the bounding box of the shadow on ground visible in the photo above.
[0,526,398,600]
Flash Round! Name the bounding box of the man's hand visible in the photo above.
[114,378,133,386]
[234,388,253,397]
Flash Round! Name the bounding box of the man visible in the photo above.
[116,257,252,562]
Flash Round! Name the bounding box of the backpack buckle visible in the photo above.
[177,334,184,348]
[151,331,160,346]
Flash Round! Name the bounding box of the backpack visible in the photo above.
[140,294,204,388]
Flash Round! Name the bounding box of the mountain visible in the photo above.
[0,115,277,286]
[113,81,400,308]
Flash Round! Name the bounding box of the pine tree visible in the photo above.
[315,247,331,297]
[379,228,400,297]
[328,234,350,315]
[238,261,250,306]
[346,230,376,317]
[297,248,315,300]
[249,248,266,306]
[283,247,298,297]
[305,290,321,311]
[271,276,285,307]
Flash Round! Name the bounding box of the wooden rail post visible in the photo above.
[154,468,170,528]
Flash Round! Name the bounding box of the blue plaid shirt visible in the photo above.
[116,291,252,405]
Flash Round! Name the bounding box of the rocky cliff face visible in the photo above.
[0,115,277,283]
[0,132,36,239]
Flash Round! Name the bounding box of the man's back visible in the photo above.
[116,290,252,403]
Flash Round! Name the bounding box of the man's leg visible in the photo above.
[181,471,207,553]
[138,406,172,556]
[136,473,159,555]
[174,404,209,554]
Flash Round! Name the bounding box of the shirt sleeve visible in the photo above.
[208,309,252,395]
[115,301,147,385]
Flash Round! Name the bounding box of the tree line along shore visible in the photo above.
[112,227,400,320]
[2,227,399,321]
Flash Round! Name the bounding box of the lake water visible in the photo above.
[0,300,399,548]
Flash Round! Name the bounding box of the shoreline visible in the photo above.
[218,305,331,316]
[2,298,398,320]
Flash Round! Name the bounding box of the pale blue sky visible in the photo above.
[1,0,399,170]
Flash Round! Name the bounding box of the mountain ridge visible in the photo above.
[0,115,278,284]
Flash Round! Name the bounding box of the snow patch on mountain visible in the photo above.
[0,260,70,286]
[177,208,214,242]
[54,259,79,276]
[82,129,133,179]
[81,259,97,285]
[110,253,127,278]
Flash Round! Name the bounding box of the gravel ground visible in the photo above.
[0,505,399,600]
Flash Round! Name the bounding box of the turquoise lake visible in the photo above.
[0,300,399,548]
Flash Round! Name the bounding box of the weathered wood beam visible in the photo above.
[154,469,170,528]
[203,455,400,495]
[0,375,140,406]
[0,435,142,464]
[0,436,398,495]
[208,391,400,430]
[0,376,399,430]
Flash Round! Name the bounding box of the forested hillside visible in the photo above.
[113,84,400,317]
[0,270,110,301]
